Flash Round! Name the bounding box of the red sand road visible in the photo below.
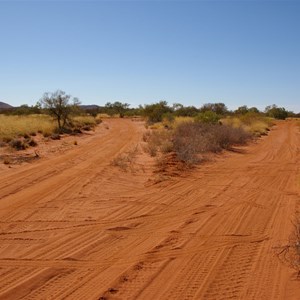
[0,119,300,299]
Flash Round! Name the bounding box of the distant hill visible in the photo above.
[0,101,13,110]
[80,104,101,110]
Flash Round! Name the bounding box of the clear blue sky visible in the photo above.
[0,1,299,112]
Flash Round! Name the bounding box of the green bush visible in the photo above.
[195,111,220,124]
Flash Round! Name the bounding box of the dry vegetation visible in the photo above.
[0,114,56,141]
[144,117,257,167]
[111,145,139,172]
[221,114,274,136]
[276,219,300,277]
[0,114,98,151]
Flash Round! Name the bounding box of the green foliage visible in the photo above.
[265,104,288,120]
[142,101,172,123]
[39,90,81,130]
[234,105,249,115]
[162,112,175,123]
[105,101,130,118]
[195,111,220,124]
[1,103,41,115]
[200,102,228,115]
[173,105,199,117]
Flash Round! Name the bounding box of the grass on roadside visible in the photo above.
[0,114,56,142]
[221,114,274,136]
[0,114,100,150]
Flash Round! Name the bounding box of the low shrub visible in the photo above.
[195,111,220,124]
[10,139,28,150]
[111,146,138,171]
[26,138,38,147]
[50,133,61,140]
[173,122,251,164]
[277,219,300,277]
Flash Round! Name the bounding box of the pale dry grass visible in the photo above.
[150,116,195,130]
[111,145,139,171]
[221,116,273,136]
[72,115,97,127]
[0,114,56,141]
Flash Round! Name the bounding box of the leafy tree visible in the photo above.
[234,105,249,115]
[39,90,81,130]
[105,101,130,118]
[265,104,288,120]
[173,105,199,117]
[142,101,172,123]
[195,111,220,124]
[200,103,228,115]
[248,107,260,113]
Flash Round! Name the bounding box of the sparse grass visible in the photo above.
[143,129,173,157]
[72,115,97,127]
[276,219,300,278]
[0,114,56,141]
[221,115,274,136]
[111,145,139,171]
[0,114,101,150]
[3,157,11,165]
[150,116,195,131]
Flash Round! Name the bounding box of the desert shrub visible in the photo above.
[111,146,138,171]
[142,131,151,142]
[221,114,273,136]
[82,125,92,131]
[144,143,158,157]
[142,101,172,124]
[265,104,288,120]
[173,105,199,117]
[214,125,250,149]
[195,111,220,124]
[173,122,251,164]
[277,219,300,277]
[162,112,175,124]
[160,140,173,154]
[10,139,28,150]
[43,132,51,137]
[3,158,11,165]
[50,133,61,140]
[26,138,38,147]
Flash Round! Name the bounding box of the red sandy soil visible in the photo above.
[0,119,299,299]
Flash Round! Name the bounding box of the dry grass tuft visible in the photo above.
[111,145,139,171]
[276,219,300,278]
[221,115,273,136]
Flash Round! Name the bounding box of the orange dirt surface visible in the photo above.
[0,119,299,299]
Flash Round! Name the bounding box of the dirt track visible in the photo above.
[0,119,299,299]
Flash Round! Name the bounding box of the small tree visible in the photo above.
[142,101,172,123]
[200,103,228,115]
[39,90,81,130]
[265,104,288,120]
[234,105,249,115]
[105,101,130,118]
[195,111,220,124]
